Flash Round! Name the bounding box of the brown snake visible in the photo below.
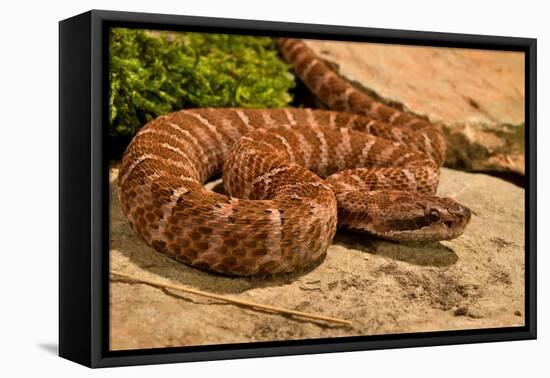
[118,38,471,276]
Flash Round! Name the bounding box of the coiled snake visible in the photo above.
[119,38,471,276]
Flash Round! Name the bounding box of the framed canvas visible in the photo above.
[59,9,537,368]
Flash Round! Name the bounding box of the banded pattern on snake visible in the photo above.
[118,38,471,276]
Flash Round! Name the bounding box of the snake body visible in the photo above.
[119,38,471,276]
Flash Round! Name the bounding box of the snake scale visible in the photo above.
[119,38,471,276]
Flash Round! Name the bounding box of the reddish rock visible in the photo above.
[303,39,525,175]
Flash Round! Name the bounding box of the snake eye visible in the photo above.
[428,209,440,219]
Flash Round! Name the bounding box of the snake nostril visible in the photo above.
[444,220,454,228]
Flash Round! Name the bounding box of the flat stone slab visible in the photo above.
[109,166,524,351]
[302,39,525,175]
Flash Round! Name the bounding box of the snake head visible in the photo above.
[379,193,472,241]
[337,190,472,242]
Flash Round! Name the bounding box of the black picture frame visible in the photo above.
[59,9,537,368]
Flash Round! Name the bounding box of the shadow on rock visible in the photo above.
[333,230,459,267]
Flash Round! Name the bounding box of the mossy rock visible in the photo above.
[109,28,295,137]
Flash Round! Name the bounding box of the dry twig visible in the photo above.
[110,270,352,327]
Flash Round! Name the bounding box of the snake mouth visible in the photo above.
[388,214,440,232]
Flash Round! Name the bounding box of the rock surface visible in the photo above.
[109,166,524,351]
[302,39,525,175]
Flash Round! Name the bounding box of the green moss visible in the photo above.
[109,28,295,137]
